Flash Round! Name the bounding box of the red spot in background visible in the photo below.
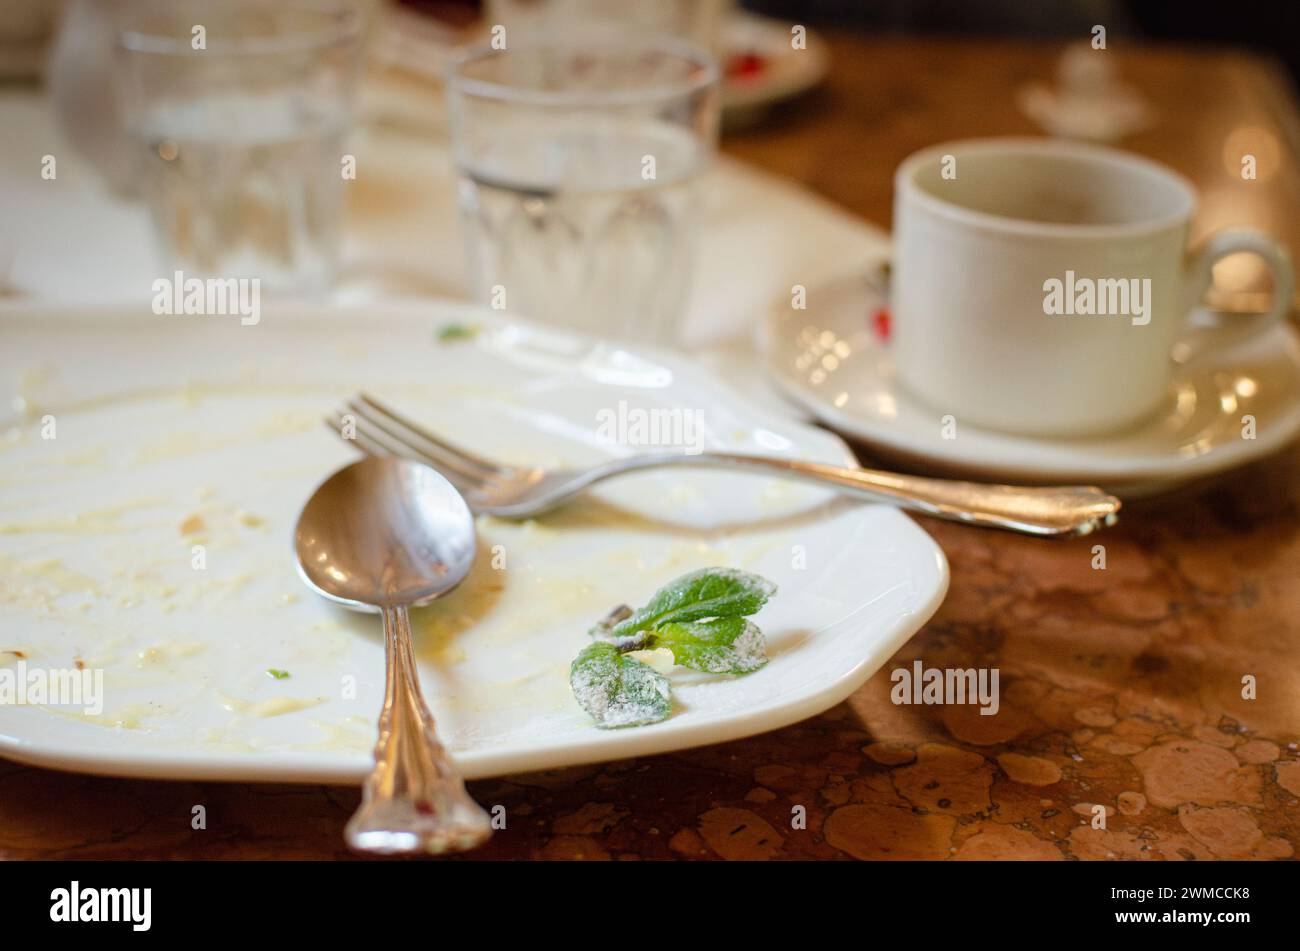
[871,307,891,342]
[727,52,767,81]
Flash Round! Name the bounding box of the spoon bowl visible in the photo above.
[294,456,476,610]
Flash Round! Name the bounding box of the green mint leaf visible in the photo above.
[655,617,769,675]
[437,322,477,342]
[607,568,776,639]
[266,668,290,680]
[569,642,670,729]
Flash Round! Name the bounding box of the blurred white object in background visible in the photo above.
[717,10,828,129]
[47,0,142,195]
[1018,42,1150,142]
[485,0,729,58]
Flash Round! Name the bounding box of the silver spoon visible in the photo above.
[293,456,491,855]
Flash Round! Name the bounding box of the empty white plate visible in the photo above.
[0,301,947,782]
[763,274,1300,495]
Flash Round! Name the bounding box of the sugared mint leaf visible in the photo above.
[571,568,777,730]
[569,642,670,729]
[606,568,776,639]
[655,617,769,675]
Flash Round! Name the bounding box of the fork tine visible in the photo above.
[353,392,503,478]
[325,412,482,494]
[346,399,487,486]
[324,414,386,458]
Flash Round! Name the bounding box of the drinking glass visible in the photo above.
[114,0,364,296]
[446,33,719,346]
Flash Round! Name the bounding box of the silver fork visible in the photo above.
[328,393,1121,537]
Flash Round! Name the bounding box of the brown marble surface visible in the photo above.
[3,36,1299,860]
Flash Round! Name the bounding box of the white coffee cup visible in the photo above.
[891,138,1295,437]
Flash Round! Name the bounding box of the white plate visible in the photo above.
[0,301,947,783]
[763,274,1300,496]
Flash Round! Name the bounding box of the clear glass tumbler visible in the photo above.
[446,33,719,346]
[114,0,364,296]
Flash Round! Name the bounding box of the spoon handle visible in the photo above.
[345,604,492,855]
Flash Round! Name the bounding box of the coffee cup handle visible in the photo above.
[1176,228,1294,364]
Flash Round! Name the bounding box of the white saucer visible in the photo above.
[762,274,1300,496]
[721,12,828,117]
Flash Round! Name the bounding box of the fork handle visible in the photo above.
[599,452,1120,537]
